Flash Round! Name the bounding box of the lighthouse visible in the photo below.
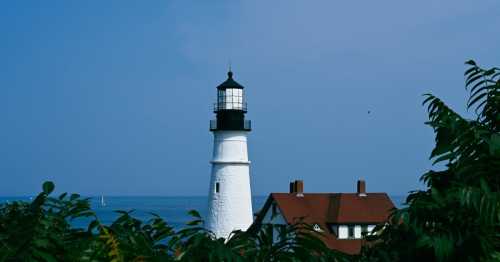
[206,71,253,239]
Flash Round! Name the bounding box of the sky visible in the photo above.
[1,0,499,196]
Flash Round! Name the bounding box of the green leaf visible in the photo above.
[42,181,55,194]
[70,193,80,201]
[488,134,500,155]
[186,219,203,226]
[187,209,202,219]
[114,210,133,215]
[432,151,454,165]
[465,59,476,66]
[469,79,490,95]
[88,219,100,232]
[467,92,488,109]
[32,249,57,262]
[483,68,496,76]
[422,94,435,106]
[58,192,67,200]
[34,239,50,248]
[466,74,484,88]
[464,66,479,76]
[468,85,490,103]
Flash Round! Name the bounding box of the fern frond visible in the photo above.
[99,226,123,262]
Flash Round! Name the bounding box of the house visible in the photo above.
[252,180,395,255]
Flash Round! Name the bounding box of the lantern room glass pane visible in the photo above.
[237,92,243,104]
[225,88,232,109]
[217,88,244,110]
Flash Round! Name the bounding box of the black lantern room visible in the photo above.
[210,71,251,131]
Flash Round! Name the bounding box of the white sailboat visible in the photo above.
[100,195,106,207]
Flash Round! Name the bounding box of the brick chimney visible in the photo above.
[289,180,304,197]
[357,180,367,197]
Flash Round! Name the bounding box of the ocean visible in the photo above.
[0,195,406,229]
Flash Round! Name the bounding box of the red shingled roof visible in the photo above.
[254,192,395,254]
[272,193,394,224]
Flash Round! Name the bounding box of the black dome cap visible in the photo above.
[216,71,244,90]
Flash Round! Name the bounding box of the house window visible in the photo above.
[215,182,220,193]
[348,225,355,239]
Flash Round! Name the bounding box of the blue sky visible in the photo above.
[1,0,499,196]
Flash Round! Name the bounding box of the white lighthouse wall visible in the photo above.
[207,164,253,238]
[207,131,253,239]
[211,131,248,162]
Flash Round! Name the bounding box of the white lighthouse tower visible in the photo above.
[206,71,253,239]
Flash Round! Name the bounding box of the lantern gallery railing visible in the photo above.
[213,103,247,112]
[243,120,251,130]
[210,120,251,131]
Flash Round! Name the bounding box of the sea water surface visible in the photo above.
[0,196,406,229]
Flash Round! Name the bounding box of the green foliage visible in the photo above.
[0,182,95,261]
[361,61,500,261]
[0,182,347,261]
